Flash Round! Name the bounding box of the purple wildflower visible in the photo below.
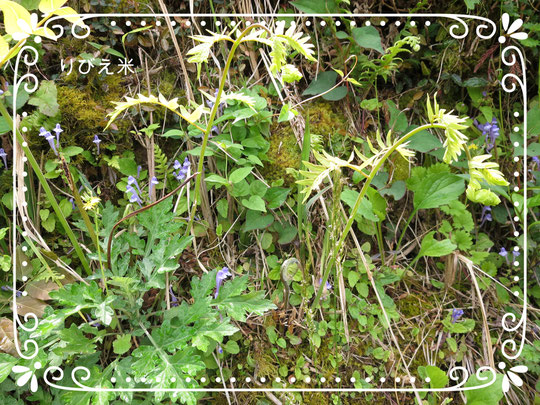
[93,134,101,154]
[149,176,158,196]
[533,156,540,166]
[512,249,520,258]
[499,247,510,264]
[86,314,101,328]
[474,117,500,152]
[319,278,332,291]
[126,182,142,205]
[451,308,464,323]
[217,346,223,354]
[1,285,22,297]
[479,206,492,226]
[172,157,190,181]
[169,286,179,307]
[137,165,142,179]
[69,197,75,209]
[0,148,7,168]
[215,267,231,299]
[127,176,141,195]
[53,123,63,146]
[39,127,58,155]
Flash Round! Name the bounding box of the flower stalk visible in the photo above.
[0,100,91,275]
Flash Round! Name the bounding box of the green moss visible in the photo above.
[262,123,301,186]
[307,101,351,154]
[57,86,105,133]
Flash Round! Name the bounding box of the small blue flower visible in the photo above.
[93,134,101,154]
[39,127,58,155]
[53,123,63,146]
[217,346,223,354]
[85,314,101,328]
[126,184,142,206]
[479,206,492,226]
[319,278,332,291]
[149,176,158,196]
[169,286,179,307]
[127,175,141,195]
[499,247,508,257]
[137,165,142,179]
[451,308,464,323]
[474,117,500,152]
[172,157,190,181]
[532,156,539,166]
[0,148,7,168]
[215,267,231,299]
[512,249,520,257]
[1,285,23,297]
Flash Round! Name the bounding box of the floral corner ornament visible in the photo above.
[498,362,528,393]
[12,361,42,392]
[499,13,528,44]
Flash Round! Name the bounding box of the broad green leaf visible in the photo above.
[290,0,338,13]
[425,365,449,388]
[323,86,348,101]
[229,167,253,184]
[413,173,465,210]
[241,195,266,212]
[465,371,504,405]
[352,26,384,54]
[224,340,240,354]
[303,71,338,96]
[0,353,17,383]
[28,81,59,116]
[243,210,274,231]
[418,231,456,257]
[341,188,379,222]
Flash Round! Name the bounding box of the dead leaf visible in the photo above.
[11,296,47,318]
[26,280,60,301]
[0,318,18,356]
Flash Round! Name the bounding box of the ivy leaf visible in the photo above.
[113,334,132,355]
[465,371,504,405]
[290,0,338,13]
[425,365,449,388]
[418,231,457,258]
[352,26,384,54]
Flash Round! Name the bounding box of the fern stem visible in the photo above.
[312,123,446,309]
[185,23,272,236]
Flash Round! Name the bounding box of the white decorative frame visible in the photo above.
[10,12,529,398]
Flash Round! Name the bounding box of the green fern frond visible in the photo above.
[153,143,169,185]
